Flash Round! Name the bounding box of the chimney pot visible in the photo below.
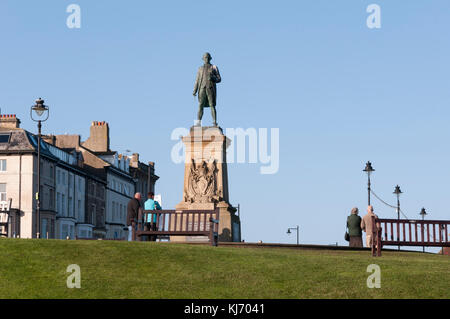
[0,115,21,128]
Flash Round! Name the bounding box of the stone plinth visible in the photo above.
[174,126,240,242]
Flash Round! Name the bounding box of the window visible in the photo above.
[56,192,61,214]
[0,159,6,172]
[49,165,54,179]
[101,208,105,225]
[69,174,73,188]
[78,199,82,219]
[62,194,65,216]
[57,170,60,184]
[51,220,55,239]
[91,204,96,225]
[0,134,11,143]
[68,197,73,217]
[49,189,54,209]
[0,183,6,201]
[62,224,69,239]
[69,225,74,239]
[41,219,48,239]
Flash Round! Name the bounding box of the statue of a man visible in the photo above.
[193,52,221,126]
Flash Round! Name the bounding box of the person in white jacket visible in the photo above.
[361,205,379,248]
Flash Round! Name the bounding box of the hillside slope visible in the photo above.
[0,239,448,299]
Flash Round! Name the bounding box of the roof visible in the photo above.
[0,129,34,153]
[0,128,59,162]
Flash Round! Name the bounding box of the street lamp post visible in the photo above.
[287,225,299,245]
[363,161,375,206]
[393,185,402,250]
[419,207,427,253]
[30,98,49,239]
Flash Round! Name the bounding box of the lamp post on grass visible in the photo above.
[419,207,427,253]
[30,98,49,239]
[393,185,402,250]
[287,225,299,245]
[363,161,375,206]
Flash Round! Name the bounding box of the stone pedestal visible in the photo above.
[174,126,240,242]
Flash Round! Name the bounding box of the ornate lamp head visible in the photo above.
[393,185,402,197]
[363,161,375,176]
[419,207,427,217]
[30,98,49,122]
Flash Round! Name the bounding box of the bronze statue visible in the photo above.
[193,52,221,126]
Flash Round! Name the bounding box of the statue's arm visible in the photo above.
[212,65,221,83]
[193,68,200,95]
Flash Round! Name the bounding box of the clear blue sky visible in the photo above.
[1,1,449,249]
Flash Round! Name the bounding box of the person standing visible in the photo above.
[361,205,379,248]
[347,207,363,247]
[126,192,142,241]
[144,192,162,241]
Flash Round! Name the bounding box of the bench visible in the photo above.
[134,209,219,246]
[371,216,450,256]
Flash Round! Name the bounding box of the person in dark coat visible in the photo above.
[127,192,142,241]
[347,207,363,247]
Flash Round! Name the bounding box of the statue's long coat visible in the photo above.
[193,64,221,107]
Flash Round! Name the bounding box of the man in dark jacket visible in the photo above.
[347,207,363,247]
[127,192,142,241]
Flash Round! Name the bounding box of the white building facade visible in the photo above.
[0,117,157,240]
[0,116,91,239]
[100,153,135,239]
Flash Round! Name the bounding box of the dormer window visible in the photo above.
[0,134,11,144]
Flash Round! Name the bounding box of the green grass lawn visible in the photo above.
[0,238,448,299]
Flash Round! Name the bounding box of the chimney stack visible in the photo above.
[0,114,21,129]
[82,121,110,152]
[129,153,140,168]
